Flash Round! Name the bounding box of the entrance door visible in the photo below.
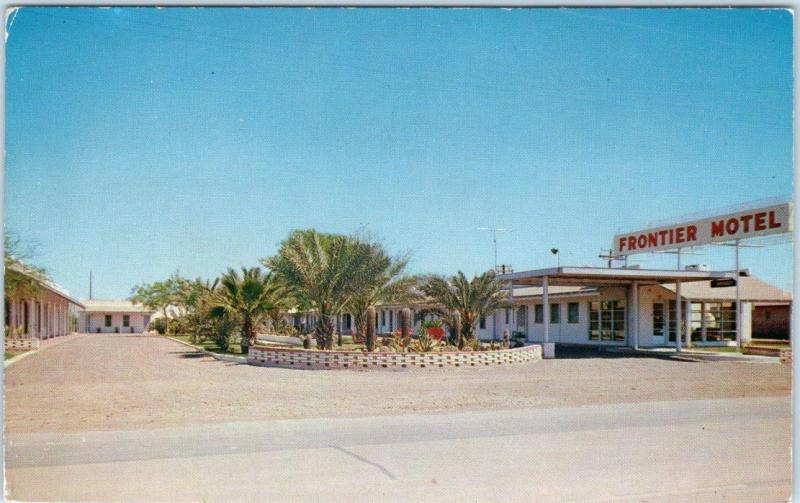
[652,302,666,345]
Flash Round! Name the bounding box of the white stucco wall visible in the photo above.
[81,312,150,333]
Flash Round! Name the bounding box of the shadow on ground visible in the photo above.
[168,351,207,359]
[554,345,694,362]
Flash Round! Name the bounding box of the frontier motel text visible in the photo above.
[615,205,789,255]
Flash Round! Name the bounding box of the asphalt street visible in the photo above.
[6,396,791,502]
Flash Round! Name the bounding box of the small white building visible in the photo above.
[78,300,154,334]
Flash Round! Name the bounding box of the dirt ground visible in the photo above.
[4,334,791,434]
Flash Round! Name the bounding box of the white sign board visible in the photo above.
[613,203,792,256]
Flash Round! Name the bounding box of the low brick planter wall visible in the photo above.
[5,338,40,351]
[248,344,542,370]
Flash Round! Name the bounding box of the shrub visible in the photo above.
[150,317,168,335]
[412,326,436,353]
[211,317,237,352]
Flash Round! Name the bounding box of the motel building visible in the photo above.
[365,201,793,353]
[78,300,154,334]
[489,201,793,352]
[487,267,790,349]
[4,268,84,340]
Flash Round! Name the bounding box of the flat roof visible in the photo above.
[497,266,741,287]
[80,300,154,314]
[7,262,85,308]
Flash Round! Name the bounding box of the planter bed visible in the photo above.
[247,344,542,370]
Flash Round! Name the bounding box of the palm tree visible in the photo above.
[208,267,281,355]
[346,246,418,342]
[262,230,375,350]
[419,271,509,348]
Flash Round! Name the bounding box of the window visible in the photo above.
[704,302,737,342]
[516,306,528,327]
[550,304,560,324]
[568,302,579,323]
[534,305,543,324]
[479,316,486,329]
[105,315,112,327]
[389,311,394,329]
[653,303,665,338]
[123,315,130,327]
[667,301,687,342]
[381,311,385,326]
[589,301,625,342]
[690,303,703,342]
[505,308,510,324]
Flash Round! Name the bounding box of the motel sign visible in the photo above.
[613,203,792,256]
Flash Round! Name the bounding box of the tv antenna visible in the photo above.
[478,227,511,269]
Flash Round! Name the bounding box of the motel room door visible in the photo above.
[651,302,666,345]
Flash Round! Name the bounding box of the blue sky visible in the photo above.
[4,7,793,299]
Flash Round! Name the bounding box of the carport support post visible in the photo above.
[508,281,515,339]
[684,298,692,348]
[632,281,639,350]
[735,239,741,350]
[675,281,682,352]
[542,276,550,343]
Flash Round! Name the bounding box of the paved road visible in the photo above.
[6,396,790,502]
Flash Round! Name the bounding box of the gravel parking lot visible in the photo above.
[4,334,791,434]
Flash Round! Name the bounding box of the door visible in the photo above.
[652,302,666,345]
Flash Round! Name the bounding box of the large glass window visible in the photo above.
[534,305,543,324]
[667,301,688,342]
[479,316,486,329]
[550,304,560,324]
[705,302,737,341]
[567,302,579,323]
[589,301,625,342]
[690,303,703,342]
[105,315,112,327]
[123,315,130,327]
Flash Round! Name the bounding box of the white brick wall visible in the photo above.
[248,344,542,370]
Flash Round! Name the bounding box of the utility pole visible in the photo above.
[89,271,93,300]
[478,227,511,270]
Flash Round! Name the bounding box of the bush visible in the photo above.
[150,317,168,335]
[412,326,437,353]
[211,317,237,352]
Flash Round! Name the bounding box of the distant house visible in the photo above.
[78,300,154,334]
[4,264,84,339]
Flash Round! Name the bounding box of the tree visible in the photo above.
[262,230,377,350]
[129,272,183,333]
[345,240,418,343]
[419,271,509,348]
[208,267,281,355]
[4,232,49,302]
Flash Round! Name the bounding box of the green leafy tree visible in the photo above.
[208,267,281,355]
[419,271,509,348]
[4,232,49,302]
[263,230,377,350]
[129,272,183,333]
